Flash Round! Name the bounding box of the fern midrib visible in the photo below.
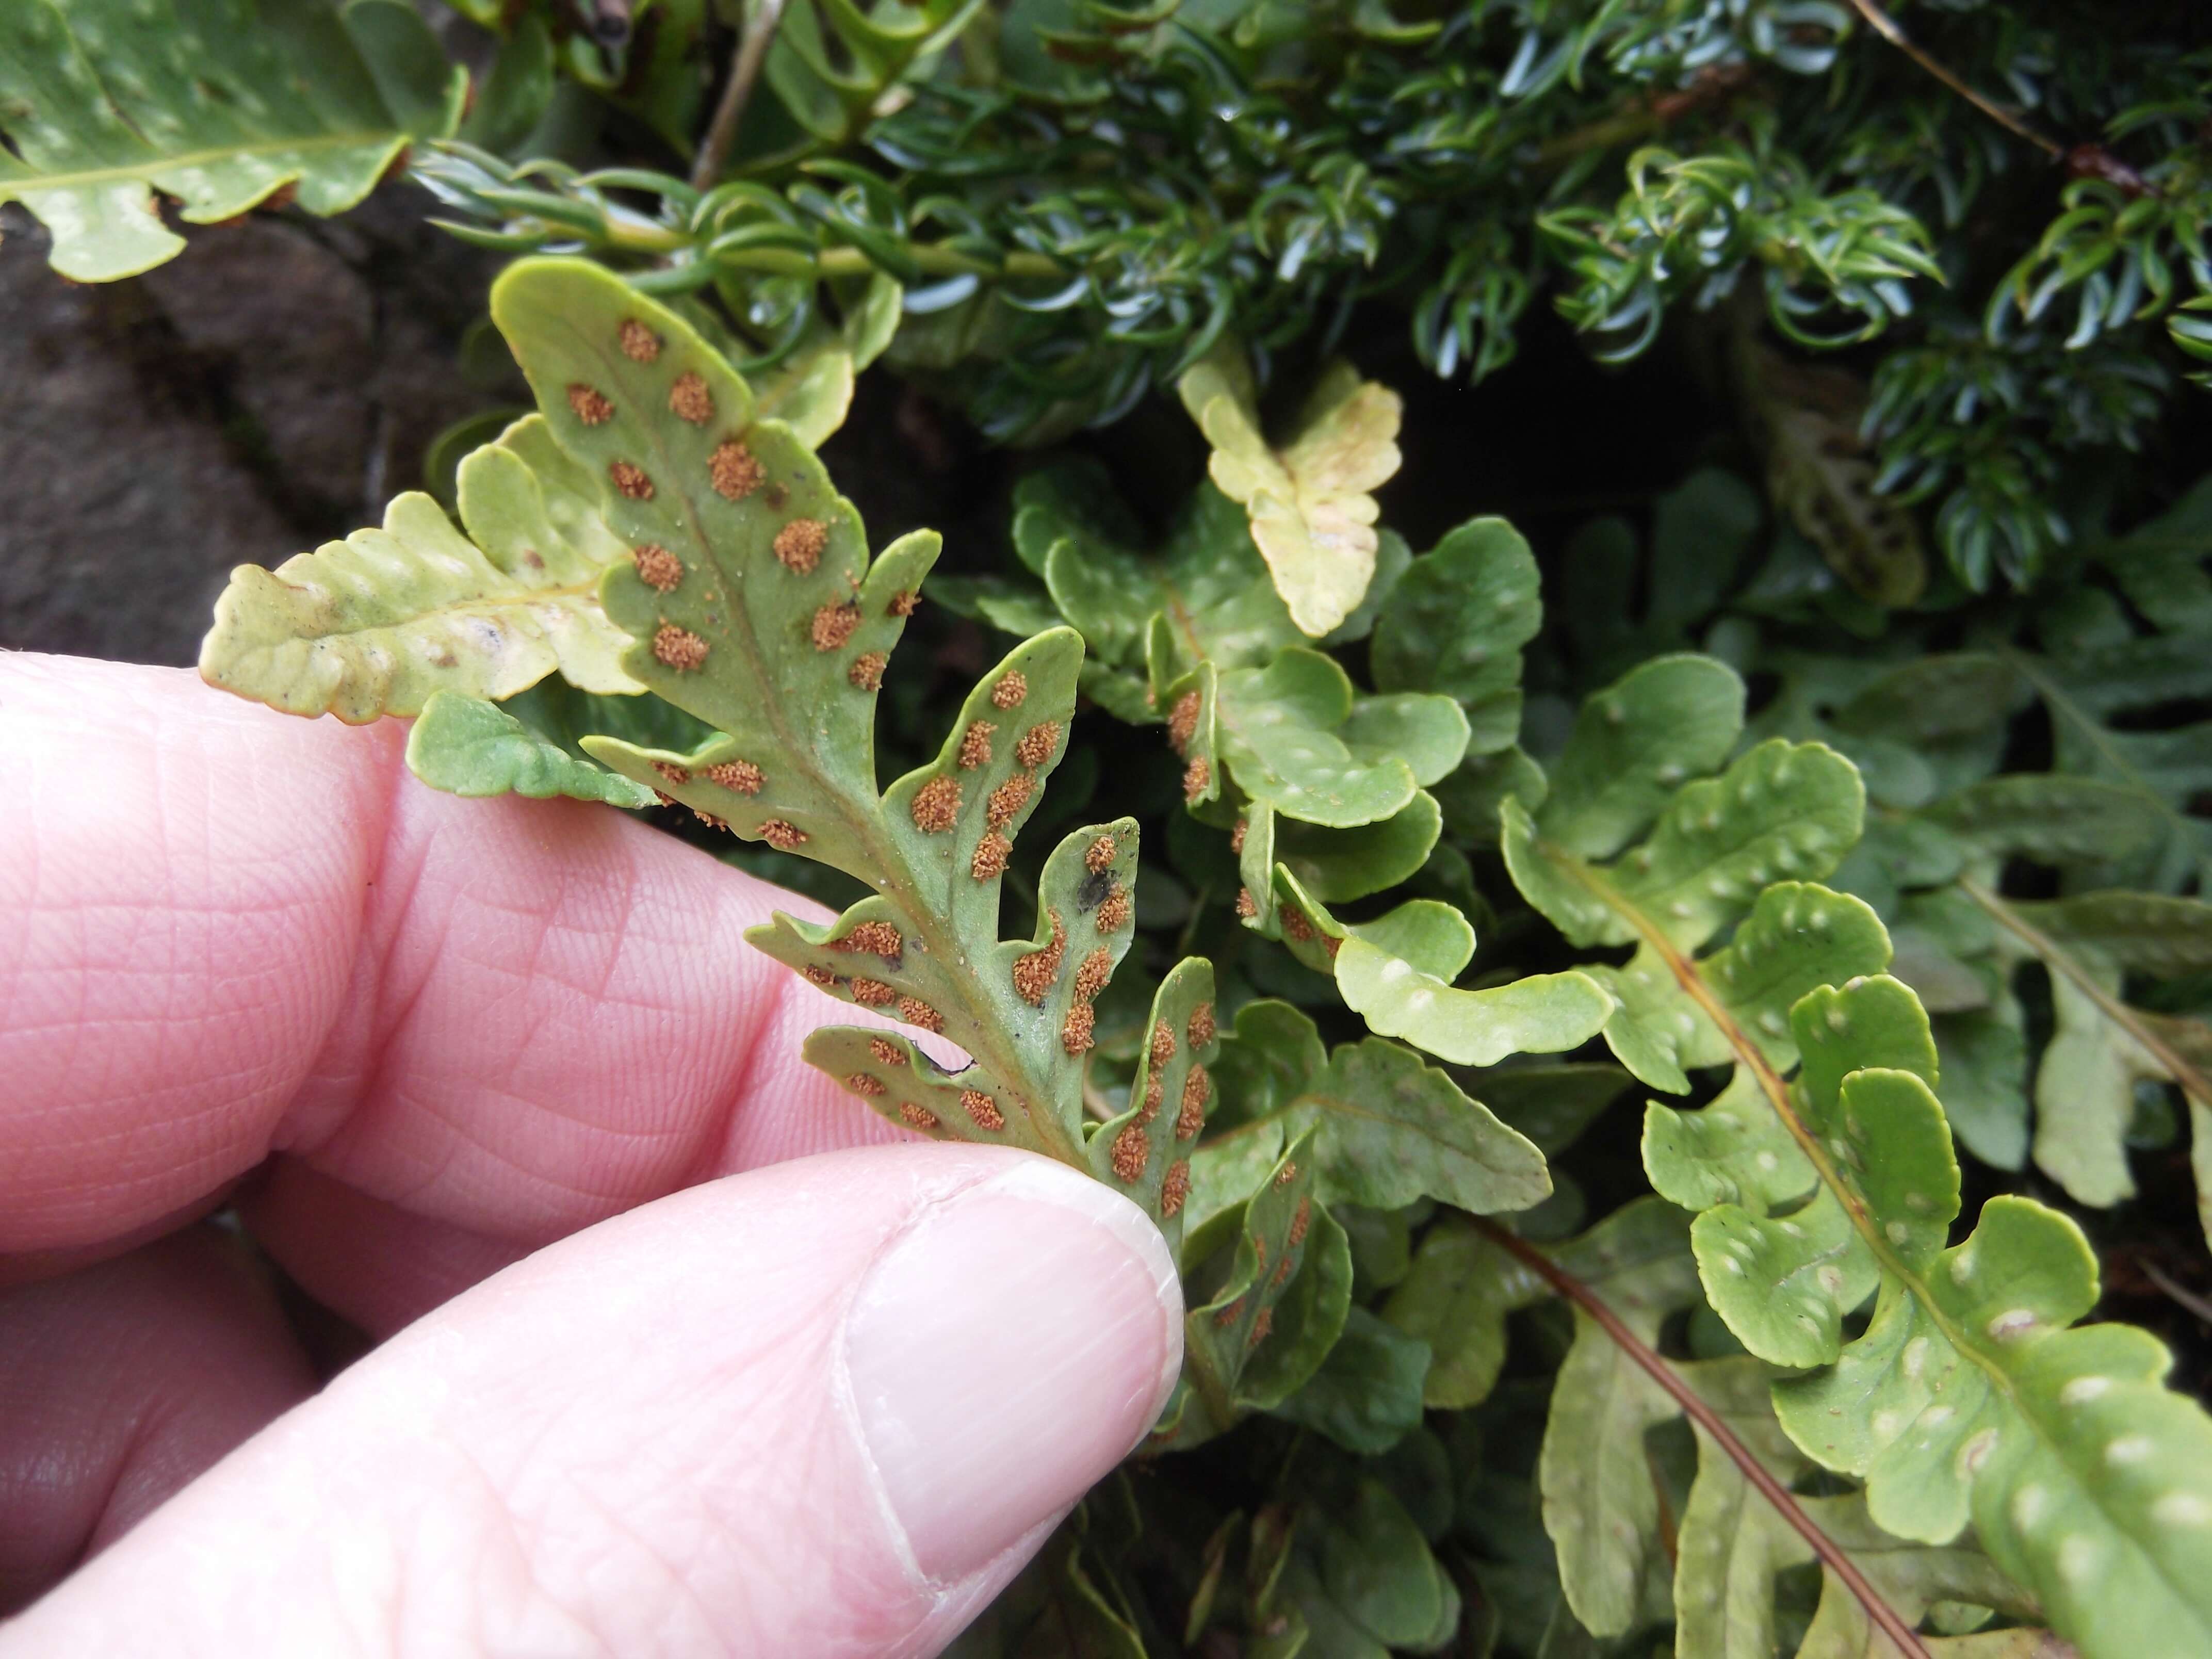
[596,327,1070,1160]
[5,128,410,194]
[337,575,605,624]
[1961,874,2212,1109]
[1560,834,2212,1628]
[1533,835,2058,1482]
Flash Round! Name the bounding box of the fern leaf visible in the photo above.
[1369,515,1543,754]
[1178,344,1404,637]
[1676,1422,2043,1659]
[1503,660,2212,1659]
[1154,1128,1351,1449]
[200,413,640,721]
[1201,998,1553,1216]
[404,689,656,807]
[1264,870,1613,1069]
[459,259,1156,1202]
[0,0,461,281]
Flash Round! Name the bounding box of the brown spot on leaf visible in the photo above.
[804,965,836,989]
[869,1038,905,1066]
[1142,1074,1163,1121]
[1161,1160,1191,1217]
[669,371,714,425]
[610,460,654,499]
[888,591,919,617]
[986,773,1032,829]
[962,1089,1004,1131]
[1062,1003,1095,1056]
[838,922,903,957]
[1150,1021,1176,1068]
[847,1072,886,1097]
[991,671,1027,710]
[710,440,765,502]
[1289,1195,1312,1246]
[970,833,1011,881]
[1094,885,1130,934]
[1177,1067,1210,1139]
[898,1101,939,1131]
[775,517,828,572]
[898,997,943,1033]
[1213,1297,1245,1328]
[1188,1002,1216,1050]
[958,721,995,770]
[653,762,691,785]
[1230,817,1248,854]
[761,820,807,850]
[1085,835,1117,873]
[1015,722,1059,769]
[632,544,682,591]
[811,603,860,652]
[1280,906,1314,944]
[1013,912,1066,1005]
[619,319,661,362]
[849,652,887,692]
[1248,1307,1273,1347]
[567,383,614,425]
[911,776,962,832]
[1168,690,1200,752]
[1110,1121,1148,1182]
[707,760,763,794]
[1182,758,1210,802]
[1235,887,1259,919]
[1074,948,1112,1002]
[653,625,707,671]
[850,978,896,1006]
[1274,1161,1299,1189]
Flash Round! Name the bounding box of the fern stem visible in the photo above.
[1533,840,2081,1529]
[693,0,792,191]
[1959,874,2212,1108]
[1466,1217,1937,1659]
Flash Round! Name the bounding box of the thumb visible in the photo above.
[2,1146,1183,1658]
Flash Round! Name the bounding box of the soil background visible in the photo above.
[0,176,1732,670]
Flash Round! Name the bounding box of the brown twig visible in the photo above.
[1843,0,2062,160]
[1466,1217,1937,1659]
[691,0,791,191]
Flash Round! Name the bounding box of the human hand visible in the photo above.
[0,654,1182,1656]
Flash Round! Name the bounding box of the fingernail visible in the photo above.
[843,1158,1183,1583]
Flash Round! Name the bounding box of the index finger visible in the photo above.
[0,654,899,1270]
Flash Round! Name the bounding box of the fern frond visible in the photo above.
[0,0,461,280]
